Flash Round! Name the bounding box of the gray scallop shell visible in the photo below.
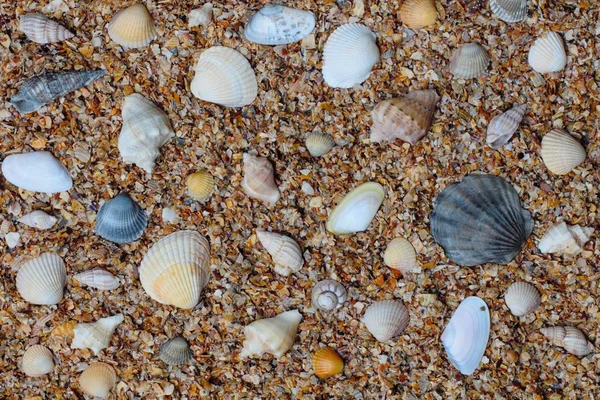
[159,337,193,365]
[95,193,148,243]
[11,69,106,114]
[430,174,533,266]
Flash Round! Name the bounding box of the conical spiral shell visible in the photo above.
[74,268,120,290]
[326,182,385,235]
[311,280,347,311]
[399,0,437,29]
[107,3,157,48]
[244,4,315,45]
[504,282,541,317]
[18,210,58,230]
[79,362,117,399]
[363,300,410,342]
[383,238,418,274]
[241,310,302,358]
[2,151,73,193]
[95,193,148,243]
[541,326,594,356]
[486,104,527,149]
[159,336,193,365]
[490,0,528,23]
[528,31,567,73]
[241,153,280,204]
[140,230,211,309]
[187,171,214,201]
[21,345,55,377]
[540,128,585,175]
[449,43,490,79]
[256,230,303,276]
[71,314,124,355]
[312,347,344,379]
[20,13,74,44]
[305,133,335,157]
[16,252,66,305]
[189,4,213,28]
[537,221,594,255]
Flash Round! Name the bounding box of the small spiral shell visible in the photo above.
[311,280,347,311]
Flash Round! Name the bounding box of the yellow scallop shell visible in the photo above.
[186,171,215,201]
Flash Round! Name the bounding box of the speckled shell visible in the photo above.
[486,104,527,149]
[399,0,437,29]
[107,3,157,48]
[504,282,541,317]
[305,132,335,157]
[430,174,533,266]
[383,238,419,274]
[186,171,214,201]
[312,347,344,379]
[20,13,74,44]
[490,0,528,23]
[241,310,302,358]
[79,362,117,399]
[21,345,55,377]
[2,151,72,193]
[528,31,567,73]
[540,129,585,175]
[244,4,315,45]
[71,314,124,355]
[18,210,58,230]
[188,4,213,28]
[326,182,385,235]
[16,252,66,305]
[537,221,594,255]
[241,153,280,204]
[95,193,148,243]
[257,230,303,276]
[311,280,347,311]
[159,337,193,365]
[363,300,410,342]
[541,326,594,356]
[449,43,490,79]
[74,268,120,291]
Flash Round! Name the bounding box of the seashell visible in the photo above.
[16,252,66,305]
[2,151,72,193]
[528,31,567,73]
[241,310,302,358]
[21,345,55,377]
[370,89,439,145]
[118,93,174,174]
[383,238,419,274]
[10,69,105,114]
[241,153,280,204]
[305,132,335,157]
[322,23,379,88]
[5,232,20,248]
[191,46,258,107]
[95,193,148,243]
[189,4,213,28]
[489,0,528,23]
[312,347,344,379]
[449,43,490,79]
[326,182,385,235]
[20,13,74,44]
[504,282,541,317]
[71,314,124,355]
[541,326,594,356]
[486,104,527,149]
[244,4,315,45]
[442,296,490,375]
[107,3,157,48]
[187,171,214,201]
[159,336,193,365]
[18,210,58,230]
[51,320,76,338]
[140,230,211,309]
[537,221,594,256]
[256,230,303,276]
[363,300,410,342]
[79,362,117,399]
[74,268,120,291]
[540,128,586,175]
[430,174,533,266]
[399,0,437,29]
[311,280,347,311]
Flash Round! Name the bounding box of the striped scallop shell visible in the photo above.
[490,0,528,23]
[449,43,490,79]
[16,252,66,305]
[242,153,280,204]
[541,326,594,356]
[528,31,567,73]
[21,345,55,377]
[312,347,344,379]
[71,314,124,355]
[486,104,527,149]
[18,210,58,230]
[186,171,214,201]
[305,132,335,157]
[244,4,315,45]
[311,280,347,311]
[95,193,148,243]
[20,13,74,44]
[540,129,586,175]
[74,268,120,290]
[159,337,193,365]
[107,3,157,48]
[383,238,418,274]
[363,300,410,342]
[257,230,303,276]
[399,0,437,29]
[79,362,117,399]
[504,282,541,317]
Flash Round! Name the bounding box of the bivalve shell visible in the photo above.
[537,221,594,256]
[21,345,55,377]
[528,31,567,73]
[305,132,335,157]
[18,210,58,230]
[74,268,120,291]
[486,104,527,149]
[71,314,124,355]
[244,4,315,45]
[399,0,437,29]
[490,0,528,23]
[504,282,541,317]
[241,153,280,204]
[2,151,72,193]
[241,310,302,358]
[256,230,303,276]
[363,300,410,342]
[311,280,347,311]
[540,128,585,175]
[16,252,66,305]
[159,336,193,365]
[95,193,148,243]
[383,238,419,274]
[107,3,157,48]
[186,171,214,201]
[312,347,344,379]
[79,362,117,399]
[326,182,385,235]
[20,13,74,44]
[449,43,490,79]
[541,326,594,356]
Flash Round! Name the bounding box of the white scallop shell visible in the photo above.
[363,300,410,342]
[256,230,303,276]
[541,326,594,356]
[489,0,528,23]
[449,43,490,79]
[537,221,594,256]
[326,182,385,235]
[540,128,585,175]
[79,362,117,399]
[305,132,335,157]
[504,282,541,317]
[486,104,527,149]
[71,314,124,355]
[1,151,72,193]
[241,153,280,204]
[21,345,55,377]
[241,310,302,358]
[16,252,66,305]
[528,31,567,73]
[383,238,419,274]
[244,4,315,45]
[74,268,120,290]
[311,280,347,311]
[18,210,58,230]
[107,3,157,49]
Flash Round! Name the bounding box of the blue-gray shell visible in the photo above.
[95,193,148,243]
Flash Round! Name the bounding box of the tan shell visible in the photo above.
[305,133,335,157]
[51,320,76,338]
[159,336,193,365]
[256,230,303,276]
[20,13,74,44]
[188,4,213,28]
[241,153,280,204]
[186,171,214,201]
[537,221,594,255]
[504,282,541,317]
[241,310,302,358]
[540,128,586,175]
[449,43,490,79]
[312,347,344,379]
[399,0,437,29]
[541,326,594,356]
[486,104,527,149]
[74,268,120,290]
[71,314,124,355]
[21,345,55,377]
[18,210,58,230]
[79,362,117,399]
[107,3,157,48]
[16,252,66,305]
[363,300,410,342]
[311,280,347,311]
[383,238,418,274]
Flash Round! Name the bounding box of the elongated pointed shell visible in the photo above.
[189,4,213,28]
[107,3,157,48]
[187,171,214,201]
[449,43,490,79]
[504,282,541,317]
[95,193,148,243]
[400,0,437,29]
[537,221,594,255]
[241,310,302,358]
[540,128,585,175]
[159,336,193,365]
[490,0,528,23]
[140,230,211,309]
[191,46,258,107]
[74,268,120,290]
[363,300,410,342]
[311,280,347,311]
[20,14,74,44]
[306,133,335,157]
[241,153,280,204]
[541,326,594,356]
[16,252,66,305]
[322,23,379,88]
[21,345,55,377]
[326,182,385,235]
[430,174,533,266]
[71,314,124,355]
[244,4,315,45]
[486,104,527,149]
[312,347,344,379]
[370,90,439,145]
[528,31,567,73]
[18,210,58,230]
[257,230,303,276]
[383,238,418,274]
[79,362,117,399]
[2,151,72,193]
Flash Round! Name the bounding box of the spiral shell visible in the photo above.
[540,128,586,175]
[399,0,437,29]
[312,347,344,379]
[241,310,302,358]
[363,300,410,342]
[74,268,120,291]
[241,153,280,205]
[20,13,74,44]
[16,252,66,305]
[537,221,594,256]
[159,336,193,365]
[187,171,215,201]
[305,133,335,157]
[79,362,117,399]
[311,280,347,311]
[21,345,55,377]
[383,238,418,274]
[188,4,213,28]
[486,104,527,149]
[18,210,58,230]
[449,43,490,79]
[541,326,594,356]
[71,314,124,355]
[256,230,303,276]
[107,3,157,48]
[504,282,541,317]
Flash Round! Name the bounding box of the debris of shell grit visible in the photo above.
[0,0,599,398]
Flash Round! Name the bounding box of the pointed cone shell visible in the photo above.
[244,4,315,45]
[528,31,567,73]
[306,132,335,157]
[241,310,302,358]
[486,104,527,149]
[537,221,594,255]
[504,282,541,317]
[541,326,594,356]
[326,182,385,235]
[241,153,280,204]
[189,4,213,28]
[257,230,303,276]
[490,0,528,22]
[191,46,258,107]
[16,252,66,305]
[370,90,439,145]
[312,347,344,379]
[363,300,410,342]
[430,174,533,266]
[399,0,437,29]
[322,23,379,88]
[2,151,72,193]
[20,13,74,44]
[159,336,193,365]
[18,210,58,230]
[383,238,418,274]
[79,362,117,399]
[140,230,211,309]
[107,3,157,48]
[311,280,347,311]
[74,268,120,290]
[21,345,55,377]
[95,193,148,243]
[449,43,490,79]
[187,171,214,201]
[540,128,585,175]
[71,314,124,355]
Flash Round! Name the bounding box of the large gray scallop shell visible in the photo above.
[95,193,148,243]
[430,174,533,266]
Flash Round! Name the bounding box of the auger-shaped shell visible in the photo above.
[159,336,193,365]
[71,314,124,355]
[489,0,528,23]
[363,300,410,342]
[21,345,55,377]
[186,171,215,201]
[528,31,567,73]
[256,230,303,276]
[504,282,541,317]
[79,362,117,399]
[241,153,280,204]
[486,104,527,149]
[312,347,344,379]
[244,4,315,45]
[537,221,594,256]
[74,268,120,290]
[540,128,586,175]
[311,280,347,311]
[95,193,148,243]
[326,182,385,235]
[399,0,437,29]
[16,252,66,305]
[20,13,74,44]
[2,151,72,193]
[189,4,213,28]
[18,210,58,230]
[383,238,419,274]
[107,3,157,48]
[449,43,490,79]
[241,310,302,358]
[541,326,594,356]
[305,132,335,157]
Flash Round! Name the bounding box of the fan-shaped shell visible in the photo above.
[311,280,347,311]
[140,230,211,309]
[159,336,193,365]
[305,132,335,157]
[449,43,490,79]
[383,238,419,274]
[244,4,315,45]
[504,282,541,317]
[189,4,213,28]
[540,128,585,175]
[528,31,567,73]
[21,345,55,377]
[71,314,124,355]
[326,182,385,235]
[241,310,302,358]
[16,252,66,305]
[541,326,594,356]
[18,210,58,230]
[186,171,214,201]
[490,0,528,23]
[107,3,157,48]
[322,23,379,88]
[74,268,120,290]
[2,151,72,193]
[537,221,594,256]
[241,153,280,204]
[79,362,117,399]
[430,174,533,266]
[363,300,410,342]
[256,230,303,276]
[312,347,344,379]
[399,0,437,29]
[191,46,258,107]
[486,104,527,149]
[95,193,148,243]
[20,13,74,44]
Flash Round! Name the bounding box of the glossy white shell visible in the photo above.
[244,4,315,45]
[326,182,385,235]
[16,252,66,305]
[256,230,303,276]
[540,128,586,175]
[2,151,72,193]
[363,300,410,342]
[537,221,594,255]
[449,43,490,79]
[240,310,302,358]
[311,280,347,311]
[504,282,541,317]
[528,31,567,73]
[71,314,124,355]
[18,210,58,230]
[21,345,55,377]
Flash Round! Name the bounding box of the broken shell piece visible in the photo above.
[541,326,594,356]
[312,347,344,379]
[244,4,315,45]
[159,336,193,365]
[74,268,120,290]
[449,43,490,79]
[383,238,418,274]
[16,252,66,305]
[540,128,586,175]
[311,280,347,311]
[5,232,20,248]
[486,104,527,149]
[20,13,74,44]
[95,193,148,243]
[504,282,541,317]
[326,182,385,235]
[187,171,214,201]
[399,0,437,29]
[537,221,594,256]
[241,310,302,358]
[528,31,567,73]
[489,0,528,23]
[2,151,73,193]
[107,3,157,48]
[305,132,335,157]
[188,4,213,28]
[21,345,55,377]
[241,153,280,204]
[71,314,124,355]
[18,210,58,230]
[256,230,303,276]
[79,362,117,399]
[363,300,410,342]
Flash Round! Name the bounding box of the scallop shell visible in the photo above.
[79,362,117,399]
[187,171,214,201]
[241,153,280,204]
[370,89,439,145]
[312,347,344,379]
[74,268,120,291]
[191,46,258,107]
[159,336,193,365]
[305,132,335,157]
[16,252,66,305]
[241,310,302,358]
[71,314,124,355]
[449,43,490,79]
[504,282,541,317]
[311,280,347,311]
[326,182,385,235]
[118,93,174,174]
[528,31,567,73]
[140,230,211,309]
[399,0,437,29]
[363,300,410,342]
[486,104,527,149]
[244,4,315,45]
[188,4,213,28]
[430,174,533,266]
[107,3,157,48]
[21,345,55,377]
[256,230,303,276]
[95,193,148,243]
[383,238,419,274]
[540,128,586,175]
[2,151,72,193]
[322,23,379,88]
[442,296,490,375]
[537,221,594,256]
[489,0,528,23]
[541,326,594,356]
[20,13,74,44]
[18,210,58,230]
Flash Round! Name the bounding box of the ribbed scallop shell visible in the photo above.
[305,133,335,157]
[140,230,211,309]
[74,268,120,290]
[159,336,193,365]
[95,193,148,243]
[311,280,347,311]
[399,0,437,29]
[528,31,567,73]
[326,182,385,235]
[541,326,594,356]
[540,128,585,175]
[21,345,55,377]
[490,0,528,23]
[20,13,74,44]
[312,347,344,379]
[189,4,213,28]
[241,153,280,204]
[191,46,258,107]
[256,230,303,276]
[383,238,418,274]
[537,221,594,255]
[504,282,541,317]
[241,310,302,358]
[363,300,410,342]
[187,171,214,201]
[486,104,527,149]
[107,3,157,48]
[2,151,72,193]
[71,314,124,355]
[79,362,117,399]
[449,43,490,79]
[244,4,315,45]
[16,252,66,305]
[322,23,379,88]
[430,174,533,266]
[18,210,58,230]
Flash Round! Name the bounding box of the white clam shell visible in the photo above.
[20,13,74,44]
[311,280,347,311]
[326,182,385,235]
[449,43,490,79]
[256,230,303,276]
[16,252,66,305]
[244,4,315,45]
[489,0,528,23]
[71,314,124,355]
[107,3,157,49]
[188,4,213,28]
[486,104,527,149]
[79,362,117,399]
[383,238,419,274]
[541,326,594,357]
[363,300,410,342]
[18,210,58,230]
[528,31,567,73]
[74,268,120,290]
[537,221,594,256]
[540,128,586,175]
[305,132,335,157]
[21,345,55,377]
[241,310,302,358]
[504,282,541,317]
[241,153,280,204]
[2,151,72,193]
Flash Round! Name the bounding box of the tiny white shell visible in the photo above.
[256,230,303,276]
[1,151,73,193]
[244,4,315,45]
[363,300,410,342]
[537,221,594,256]
[241,310,302,358]
[21,345,55,377]
[486,104,527,149]
[504,282,541,317]
[383,238,419,274]
[71,314,124,355]
[528,31,567,73]
[449,43,490,79]
[540,128,586,175]
[18,210,58,230]
[326,182,385,235]
[311,280,347,311]
[16,252,67,305]
[74,268,120,290]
